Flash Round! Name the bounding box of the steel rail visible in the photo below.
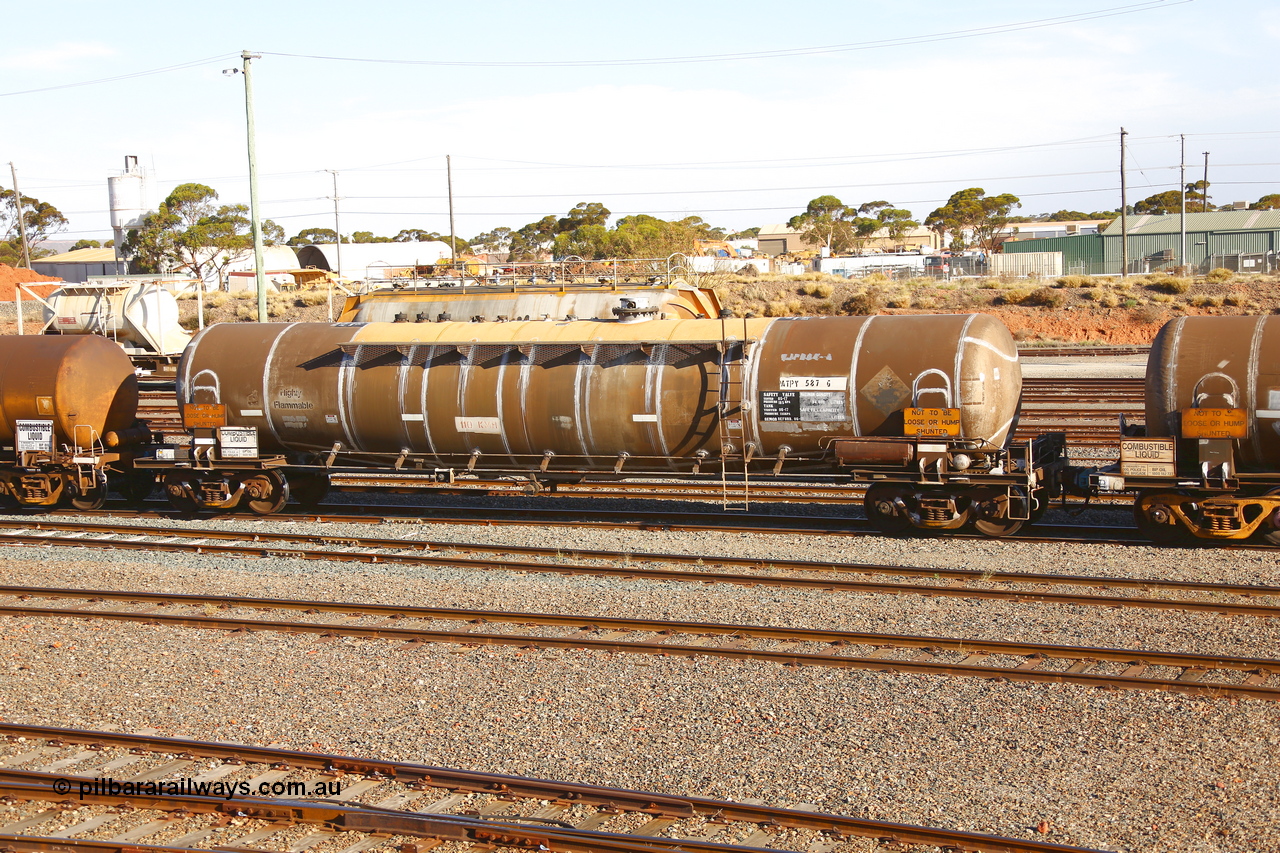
[2,523,1275,615]
[35,503,1276,550]
[0,773,774,853]
[5,516,1232,594]
[1,591,1276,700]
[0,728,1109,853]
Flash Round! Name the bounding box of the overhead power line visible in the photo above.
[262,2,1187,68]
[0,53,236,97]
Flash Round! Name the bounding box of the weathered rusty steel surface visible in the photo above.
[339,280,722,323]
[1146,315,1280,469]
[178,314,1021,470]
[0,335,138,448]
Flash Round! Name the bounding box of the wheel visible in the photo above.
[68,472,108,511]
[163,471,201,514]
[289,473,330,508]
[970,487,1024,538]
[863,483,914,535]
[241,470,289,516]
[1256,488,1280,545]
[1133,490,1192,545]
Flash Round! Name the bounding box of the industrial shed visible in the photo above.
[31,248,128,283]
[1002,210,1280,275]
[295,241,453,282]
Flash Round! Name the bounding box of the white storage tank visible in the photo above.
[40,282,191,358]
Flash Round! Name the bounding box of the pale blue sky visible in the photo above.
[4,0,1277,242]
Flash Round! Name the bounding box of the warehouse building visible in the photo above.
[1002,210,1280,275]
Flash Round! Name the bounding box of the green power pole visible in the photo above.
[240,50,266,322]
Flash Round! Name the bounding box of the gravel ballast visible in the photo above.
[0,516,1276,853]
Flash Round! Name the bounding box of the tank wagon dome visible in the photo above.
[0,335,138,447]
[177,313,1020,467]
[1146,315,1280,469]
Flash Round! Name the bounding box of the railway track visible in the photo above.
[0,724,1107,853]
[73,499,1270,549]
[2,585,1275,700]
[1018,345,1150,358]
[0,517,1274,613]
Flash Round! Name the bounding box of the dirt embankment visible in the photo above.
[889,307,1167,345]
[0,263,61,301]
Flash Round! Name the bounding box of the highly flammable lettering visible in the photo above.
[903,407,961,437]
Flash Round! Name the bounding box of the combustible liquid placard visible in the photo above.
[1181,408,1248,439]
[903,407,961,437]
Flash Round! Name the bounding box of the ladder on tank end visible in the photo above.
[715,312,754,511]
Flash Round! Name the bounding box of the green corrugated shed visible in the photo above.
[1002,234,1104,272]
[1004,211,1280,274]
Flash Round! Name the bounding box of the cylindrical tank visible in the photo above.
[0,335,139,449]
[43,283,190,357]
[178,314,1020,469]
[1146,315,1280,469]
[337,281,721,324]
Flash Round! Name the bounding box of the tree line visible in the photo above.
[5,179,1280,272]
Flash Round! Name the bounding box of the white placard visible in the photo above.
[455,416,502,434]
[401,413,425,422]
[218,426,259,458]
[779,375,848,391]
[632,413,659,422]
[15,420,54,453]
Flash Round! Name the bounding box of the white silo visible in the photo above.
[108,155,150,248]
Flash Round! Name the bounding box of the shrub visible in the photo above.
[799,282,834,298]
[1096,292,1120,308]
[1147,274,1191,294]
[205,291,230,308]
[1054,275,1092,288]
[1020,287,1065,308]
[1190,294,1223,308]
[1150,293,1173,303]
[235,305,257,320]
[1205,267,1234,283]
[841,289,884,315]
[1121,298,1138,309]
[1001,288,1033,305]
[861,272,891,286]
[296,289,330,307]
[1223,292,1246,307]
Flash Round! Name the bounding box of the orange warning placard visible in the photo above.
[904,407,961,437]
[183,403,227,429]
[1181,408,1247,439]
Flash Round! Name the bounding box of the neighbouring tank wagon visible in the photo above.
[1093,315,1280,543]
[0,335,148,509]
[159,313,1066,534]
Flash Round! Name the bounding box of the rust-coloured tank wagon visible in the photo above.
[160,313,1066,535]
[0,335,148,509]
[1092,315,1280,543]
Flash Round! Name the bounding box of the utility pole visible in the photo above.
[446,154,457,270]
[228,50,267,322]
[1120,128,1129,278]
[1202,151,1210,211]
[7,163,31,269]
[1179,135,1186,274]
[326,169,343,281]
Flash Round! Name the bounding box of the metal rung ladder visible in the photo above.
[715,318,753,511]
